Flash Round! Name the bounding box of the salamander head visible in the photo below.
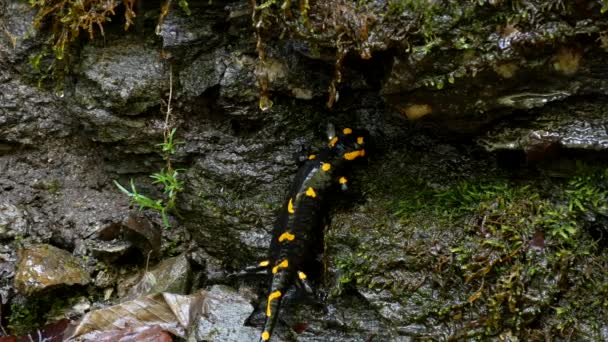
[327,127,369,163]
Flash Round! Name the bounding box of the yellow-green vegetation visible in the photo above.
[114,69,184,229]
[7,301,39,336]
[29,0,137,60]
[456,172,606,337]
[252,0,600,105]
[29,0,191,58]
[331,154,608,339]
[114,128,184,229]
[27,0,190,86]
[7,292,85,336]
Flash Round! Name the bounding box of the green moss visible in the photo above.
[29,0,137,60]
[391,163,608,338]
[329,147,608,339]
[27,0,191,87]
[7,290,88,336]
[7,301,40,336]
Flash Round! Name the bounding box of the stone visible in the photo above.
[190,285,259,342]
[125,253,192,300]
[0,201,28,239]
[14,244,90,296]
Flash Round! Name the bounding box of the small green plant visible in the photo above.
[114,179,171,228]
[114,129,184,229]
[114,71,184,229]
[537,205,578,244]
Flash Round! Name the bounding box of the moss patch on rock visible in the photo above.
[327,142,608,339]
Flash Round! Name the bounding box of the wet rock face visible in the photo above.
[0,78,72,145]
[124,253,193,300]
[480,101,608,154]
[2,0,608,340]
[251,0,608,132]
[179,48,228,98]
[76,41,169,116]
[0,1,43,64]
[0,244,16,303]
[14,244,91,296]
[156,4,225,52]
[0,139,128,247]
[190,285,259,342]
[0,202,28,239]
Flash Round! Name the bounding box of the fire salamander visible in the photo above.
[256,127,368,342]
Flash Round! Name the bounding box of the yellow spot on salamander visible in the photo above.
[272,259,289,274]
[343,128,352,135]
[288,198,295,214]
[298,271,307,280]
[339,176,348,184]
[357,136,364,145]
[344,149,365,160]
[305,187,317,198]
[259,260,270,267]
[328,136,338,147]
[278,232,295,242]
[266,291,282,317]
[322,163,331,171]
[261,331,270,341]
[308,154,316,160]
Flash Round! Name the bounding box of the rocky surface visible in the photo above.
[0,202,28,239]
[480,100,608,153]
[190,285,259,342]
[124,253,193,300]
[14,244,90,296]
[1,0,608,340]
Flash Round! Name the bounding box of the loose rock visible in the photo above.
[14,244,91,296]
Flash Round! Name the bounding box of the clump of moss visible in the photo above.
[28,0,191,88]
[332,149,608,339]
[7,290,88,336]
[29,0,137,60]
[402,165,608,338]
[7,300,41,336]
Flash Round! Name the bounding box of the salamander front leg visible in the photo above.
[338,176,348,191]
[228,260,271,279]
[295,271,327,312]
[296,271,314,295]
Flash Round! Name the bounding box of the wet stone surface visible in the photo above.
[2,0,608,340]
[0,201,28,239]
[0,78,71,145]
[0,244,16,303]
[125,253,193,300]
[480,100,608,153]
[156,3,225,52]
[0,1,41,64]
[75,40,169,116]
[14,244,91,296]
[191,285,259,342]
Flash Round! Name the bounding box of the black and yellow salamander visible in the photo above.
[256,127,368,342]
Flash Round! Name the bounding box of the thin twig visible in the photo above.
[164,64,173,142]
[164,65,173,171]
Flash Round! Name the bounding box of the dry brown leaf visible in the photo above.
[66,290,207,340]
